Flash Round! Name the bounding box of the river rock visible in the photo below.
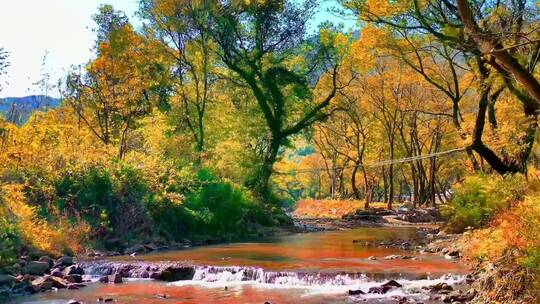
[447,250,460,257]
[23,261,51,275]
[426,282,453,293]
[65,274,83,283]
[381,280,402,288]
[110,273,123,284]
[441,289,476,303]
[32,275,68,290]
[98,297,115,302]
[348,289,365,295]
[51,268,64,278]
[64,265,84,276]
[66,300,82,304]
[151,266,195,281]
[38,256,54,268]
[465,274,476,284]
[20,274,35,283]
[144,243,158,252]
[125,244,147,255]
[55,256,74,267]
[0,275,17,288]
[394,297,411,304]
[98,275,109,283]
[368,285,392,294]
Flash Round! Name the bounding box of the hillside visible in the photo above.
[0,95,61,124]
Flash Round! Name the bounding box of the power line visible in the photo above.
[276,147,466,175]
[173,147,467,185]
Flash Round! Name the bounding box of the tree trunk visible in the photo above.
[362,169,372,209]
[257,134,281,202]
[387,163,394,210]
[351,163,360,199]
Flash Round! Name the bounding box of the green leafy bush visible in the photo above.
[0,218,21,272]
[20,164,275,249]
[54,165,154,242]
[55,167,115,227]
[442,174,526,233]
[147,169,273,240]
[184,170,250,234]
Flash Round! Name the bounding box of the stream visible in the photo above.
[8,227,468,303]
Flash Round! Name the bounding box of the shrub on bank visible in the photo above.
[0,184,89,261]
[148,169,274,240]
[0,217,21,271]
[53,165,275,245]
[463,193,540,303]
[442,174,526,233]
[0,163,277,260]
[184,169,272,235]
[53,165,156,244]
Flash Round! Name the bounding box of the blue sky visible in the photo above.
[0,0,356,98]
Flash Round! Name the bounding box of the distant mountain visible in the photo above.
[0,95,61,125]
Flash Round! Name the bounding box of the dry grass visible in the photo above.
[293,199,387,218]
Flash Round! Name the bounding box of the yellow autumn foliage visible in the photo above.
[0,184,90,255]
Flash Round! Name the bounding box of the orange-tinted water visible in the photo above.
[8,227,468,304]
[117,227,466,276]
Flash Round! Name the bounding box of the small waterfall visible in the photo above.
[189,266,370,286]
[171,265,466,297]
[80,261,466,299]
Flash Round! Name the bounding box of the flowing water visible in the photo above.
[9,227,468,304]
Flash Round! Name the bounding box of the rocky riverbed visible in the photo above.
[1,208,479,303]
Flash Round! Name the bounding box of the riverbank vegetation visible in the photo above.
[1,0,540,302]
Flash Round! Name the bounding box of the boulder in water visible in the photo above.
[368,285,392,294]
[348,289,365,295]
[152,266,195,281]
[55,256,74,268]
[425,282,453,293]
[381,280,402,288]
[64,265,84,276]
[65,274,83,283]
[110,273,123,284]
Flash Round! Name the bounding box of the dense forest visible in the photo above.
[1,1,540,303]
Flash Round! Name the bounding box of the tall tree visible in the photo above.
[61,5,171,159]
[344,0,540,174]
[205,0,347,201]
[140,0,217,162]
